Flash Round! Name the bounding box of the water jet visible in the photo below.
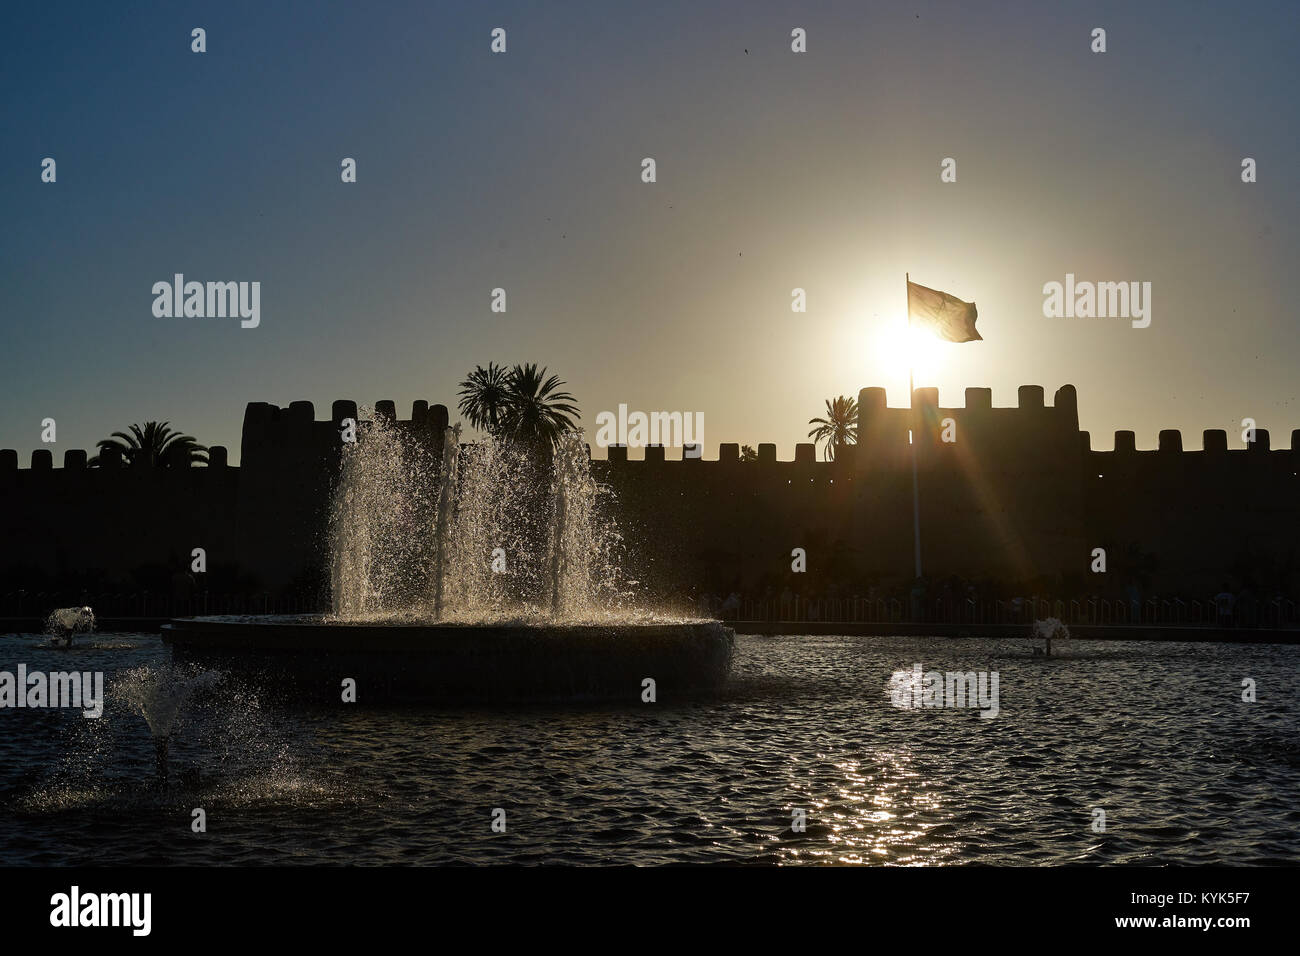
[165,418,733,701]
[44,606,95,648]
[116,664,223,787]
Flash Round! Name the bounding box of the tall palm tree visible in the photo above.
[807,395,859,461]
[91,422,208,467]
[500,363,580,450]
[456,362,511,434]
[739,444,758,462]
[457,362,580,451]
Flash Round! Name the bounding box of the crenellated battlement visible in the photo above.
[2,385,1298,600]
[239,399,451,431]
[1085,427,1300,454]
[4,388,1297,473]
[600,442,825,464]
[237,399,451,468]
[0,445,231,471]
[855,383,1078,415]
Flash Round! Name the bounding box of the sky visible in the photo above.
[2,0,1298,461]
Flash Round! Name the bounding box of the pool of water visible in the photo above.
[1,631,1296,865]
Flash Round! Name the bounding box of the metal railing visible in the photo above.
[717,594,1299,628]
[5,589,1296,630]
[0,590,327,620]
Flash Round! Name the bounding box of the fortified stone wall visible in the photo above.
[2,385,1297,605]
[235,398,448,594]
[1084,426,1300,596]
[595,384,1090,597]
[0,445,239,595]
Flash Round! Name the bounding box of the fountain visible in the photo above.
[115,664,223,786]
[44,606,95,647]
[433,422,461,618]
[164,412,734,701]
[1031,617,1070,657]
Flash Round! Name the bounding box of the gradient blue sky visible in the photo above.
[3,0,1298,461]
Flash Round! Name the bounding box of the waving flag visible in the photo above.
[907,280,981,342]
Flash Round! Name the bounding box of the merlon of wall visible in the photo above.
[0,446,230,471]
[1089,427,1298,453]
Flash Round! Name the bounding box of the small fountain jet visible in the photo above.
[1031,617,1070,657]
[117,665,221,789]
[44,606,95,648]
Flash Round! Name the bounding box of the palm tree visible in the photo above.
[456,362,512,434]
[461,363,580,450]
[807,395,859,461]
[456,363,579,607]
[499,363,579,449]
[739,444,758,462]
[91,422,208,467]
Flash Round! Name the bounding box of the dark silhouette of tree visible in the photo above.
[808,395,859,461]
[499,363,579,449]
[458,362,579,451]
[456,362,511,434]
[90,422,208,467]
[739,444,758,462]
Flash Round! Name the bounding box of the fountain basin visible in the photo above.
[161,616,734,703]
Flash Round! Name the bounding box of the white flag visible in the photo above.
[907,280,980,342]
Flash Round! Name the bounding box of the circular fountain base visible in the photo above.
[162,616,734,703]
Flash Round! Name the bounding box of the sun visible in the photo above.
[877,317,946,380]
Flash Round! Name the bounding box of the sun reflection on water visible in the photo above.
[774,751,965,865]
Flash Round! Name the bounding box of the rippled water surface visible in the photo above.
[1,632,1296,865]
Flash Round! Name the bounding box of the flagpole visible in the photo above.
[907,273,922,581]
